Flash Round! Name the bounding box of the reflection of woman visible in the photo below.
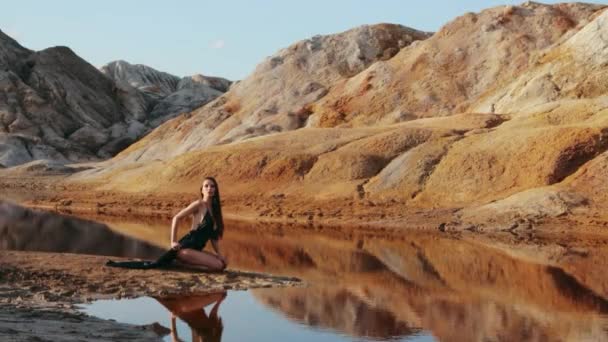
[157,291,226,342]
[106,177,227,271]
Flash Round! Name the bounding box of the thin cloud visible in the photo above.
[211,39,225,49]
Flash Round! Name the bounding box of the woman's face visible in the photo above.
[201,179,216,198]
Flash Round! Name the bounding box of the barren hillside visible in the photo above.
[0,33,230,168]
[4,2,608,230]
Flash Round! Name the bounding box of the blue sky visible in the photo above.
[2,1,605,80]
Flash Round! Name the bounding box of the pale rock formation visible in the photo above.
[117,24,430,162]
[473,7,608,114]
[101,61,232,125]
[0,32,131,167]
[0,32,231,167]
[147,74,229,126]
[100,60,180,97]
[177,74,231,93]
[310,2,604,126]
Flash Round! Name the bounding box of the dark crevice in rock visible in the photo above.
[548,128,608,184]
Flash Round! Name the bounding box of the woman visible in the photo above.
[106,177,227,271]
[169,177,227,271]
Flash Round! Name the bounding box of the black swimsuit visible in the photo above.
[106,211,218,269]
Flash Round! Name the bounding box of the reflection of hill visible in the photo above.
[255,271,608,342]
[98,217,608,314]
[255,282,608,342]
[88,216,608,340]
[0,201,163,258]
[224,224,608,308]
[218,223,608,341]
[257,287,417,340]
[364,238,608,314]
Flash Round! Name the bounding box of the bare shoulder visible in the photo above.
[188,200,205,212]
[175,200,203,217]
[190,199,204,207]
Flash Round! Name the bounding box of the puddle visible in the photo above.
[79,289,435,342]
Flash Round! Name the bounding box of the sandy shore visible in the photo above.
[0,304,170,341]
[0,250,301,341]
[0,250,301,306]
[0,175,455,229]
[5,174,608,244]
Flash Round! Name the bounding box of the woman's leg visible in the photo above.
[176,248,225,271]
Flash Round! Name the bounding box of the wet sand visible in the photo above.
[0,250,301,341]
[0,199,302,341]
[0,250,301,306]
[0,304,169,341]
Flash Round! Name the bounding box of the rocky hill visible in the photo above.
[0,36,138,167]
[116,3,602,165]
[77,2,608,227]
[311,2,604,125]
[113,24,431,162]
[100,61,231,126]
[4,2,608,231]
[0,34,230,168]
[100,60,181,97]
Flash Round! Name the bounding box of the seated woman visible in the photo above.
[107,177,227,271]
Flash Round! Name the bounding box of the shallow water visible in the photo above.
[0,202,163,258]
[3,206,608,341]
[80,290,435,341]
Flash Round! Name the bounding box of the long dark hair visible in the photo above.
[201,177,224,238]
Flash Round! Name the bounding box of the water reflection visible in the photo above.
[6,203,608,341]
[156,291,226,342]
[100,217,608,341]
[256,287,419,340]
[0,200,163,258]
[254,282,608,341]
[82,290,434,342]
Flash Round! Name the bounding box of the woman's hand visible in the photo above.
[218,254,228,267]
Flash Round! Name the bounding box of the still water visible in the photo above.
[2,202,608,341]
[80,290,434,342]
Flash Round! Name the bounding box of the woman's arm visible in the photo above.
[211,239,221,255]
[170,201,200,248]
